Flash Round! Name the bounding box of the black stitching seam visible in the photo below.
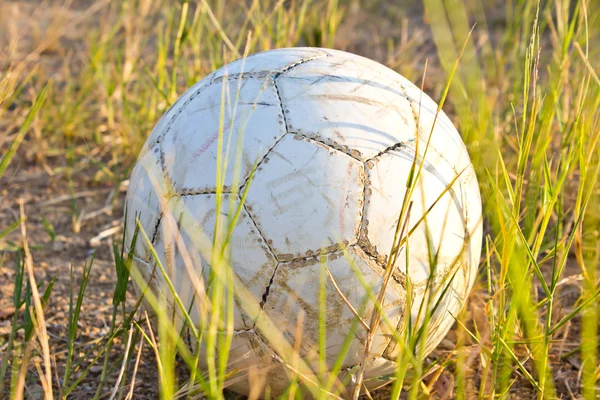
[358,239,406,288]
[276,52,328,76]
[238,133,287,192]
[259,266,278,309]
[366,139,414,161]
[179,188,231,196]
[211,71,270,83]
[290,132,363,161]
[150,212,163,246]
[242,203,279,311]
[279,242,355,264]
[210,52,327,84]
[271,75,289,129]
[398,82,421,140]
[355,160,397,280]
[243,202,278,260]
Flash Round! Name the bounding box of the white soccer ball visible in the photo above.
[124,47,482,395]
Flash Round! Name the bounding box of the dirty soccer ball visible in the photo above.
[124,48,483,395]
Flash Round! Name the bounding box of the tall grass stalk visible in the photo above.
[2,0,600,398]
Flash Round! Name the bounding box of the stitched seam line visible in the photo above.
[276,53,328,76]
[290,132,364,161]
[150,212,162,246]
[242,201,280,311]
[276,242,355,264]
[179,188,233,196]
[399,82,421,142]
[367,139,415,161]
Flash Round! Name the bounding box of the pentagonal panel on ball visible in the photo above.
[361,147,468,286]
[151,193,277,330]
[261,246,404,369]
[277,54,416,161]
[319,48,472,173]
[161,77,286,194]
[244,134,364,260]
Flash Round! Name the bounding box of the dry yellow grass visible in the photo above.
[1,0,599,398]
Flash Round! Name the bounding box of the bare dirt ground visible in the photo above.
[0,0,591,398]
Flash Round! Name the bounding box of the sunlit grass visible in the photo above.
[1,0,599,398]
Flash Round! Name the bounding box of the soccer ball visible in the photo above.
[124,47,482,395]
